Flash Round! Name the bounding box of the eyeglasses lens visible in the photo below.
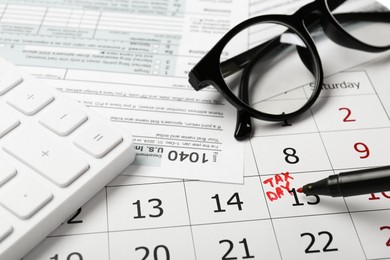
[219,23,317,116]
[328,0,390,47]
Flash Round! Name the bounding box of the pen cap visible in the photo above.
[338,166,390,196]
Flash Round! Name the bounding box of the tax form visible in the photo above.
[0,0,249,183]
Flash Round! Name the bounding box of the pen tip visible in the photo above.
[297,187,303,193]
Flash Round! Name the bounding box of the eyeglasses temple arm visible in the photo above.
[334,12,390,23]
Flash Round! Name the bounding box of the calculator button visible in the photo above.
[39,101,88,136]
[0,157,16,186]
[6,82,54,115]
[0,107,19,138]
[3,129,89,187]
[0,217,12,242]
[74,123,123,158]
[0,176,53,219]
[0,71,22,96]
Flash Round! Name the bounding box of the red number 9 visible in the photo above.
[354,142,370,159]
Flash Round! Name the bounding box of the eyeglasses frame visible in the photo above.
[188,0,390,139]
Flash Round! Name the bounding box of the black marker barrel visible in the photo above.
[301,166,390,197]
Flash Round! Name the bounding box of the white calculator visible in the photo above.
[0,57,135,259]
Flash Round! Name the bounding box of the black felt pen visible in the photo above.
[298,166,390,197]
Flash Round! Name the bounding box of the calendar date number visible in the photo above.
[133,199,164,219]
[220,238,254,259]
[339,107,356,122]
[50,252,83,260]
[290,188,320,206]
[61,208,83,225]
[301,231,338,253]
[368,192,390,201]
[135,245,170,260]
[354,142,370,159]
[212,192,243,213]
[380,226,390,247]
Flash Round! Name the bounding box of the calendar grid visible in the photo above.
[23,66,390,259]
[41,172,390,259]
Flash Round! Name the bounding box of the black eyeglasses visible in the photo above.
[188,0,390,140]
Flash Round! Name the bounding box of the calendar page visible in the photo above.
[21,55,390,259]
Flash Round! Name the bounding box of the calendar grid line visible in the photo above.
[108,179,182,188]
[314,125,390,134]
[316,93,377,98]
[249,140,284,259]
[104,186,112,260]
[252,125,390,139]
[345,57,386,73]
[98,223,193,234]
[340,173,370,260]
[113,163,384,190]
[182,180,199,260]
[347,210,369,259]
[364,69,390,121]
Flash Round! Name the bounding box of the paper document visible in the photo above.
[0,0,249,183]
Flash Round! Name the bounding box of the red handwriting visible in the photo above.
[263,172,294,202]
